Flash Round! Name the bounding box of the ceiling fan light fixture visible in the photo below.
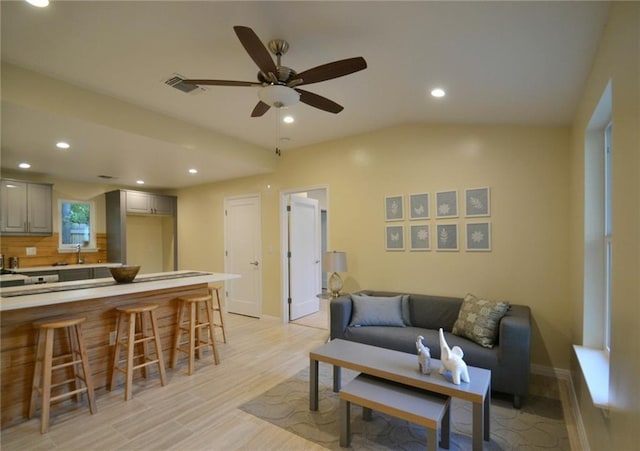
[258,85,300,108]
[25,0,49,7]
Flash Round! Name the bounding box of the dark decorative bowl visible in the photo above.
[109,265,140,283]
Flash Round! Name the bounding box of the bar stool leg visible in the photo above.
[139,311,149,379]
[28,328,44,420]
[66,326,82,403]
[125,312,136,401]
[171,301,185,369]
[195,302,202,361]
[149,309,167,386]
[205,299,220,364]
[109,312,126,391]
[40,328,55,434]
[211,287,227,344]
[188,302,196,375]
[74,324,97,414]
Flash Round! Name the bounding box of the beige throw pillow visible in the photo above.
[452,293,509,348]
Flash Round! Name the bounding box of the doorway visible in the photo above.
[224,194,262,317]
[280,186,329,328]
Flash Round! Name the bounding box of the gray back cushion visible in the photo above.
[356,291,463,332]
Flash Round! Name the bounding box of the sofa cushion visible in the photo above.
[349,294,405,327]
[452,293,509,348]
[409,295,463,331]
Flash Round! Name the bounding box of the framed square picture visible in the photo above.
[385,225,405,251]
[410,224,431,251]
[435,190,458,218]
[409,193,429,220]
[436,223,459,251]
[385,195,404,221]
[465,187,491,217]
[466,222,491,251]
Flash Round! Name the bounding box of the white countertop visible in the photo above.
[0,271,240,312]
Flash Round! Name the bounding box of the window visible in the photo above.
[58,200,96,251]
[576,82,611,410]
[603,122,612,352]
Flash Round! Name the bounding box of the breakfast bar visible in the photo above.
[0,270,239,429]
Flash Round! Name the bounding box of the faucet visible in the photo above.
[76,244,84,264]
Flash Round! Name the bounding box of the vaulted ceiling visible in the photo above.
[1,1,609,188]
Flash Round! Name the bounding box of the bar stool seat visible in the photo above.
[171,292,220,375]
[108,303,167,401]
[28,315,97,434]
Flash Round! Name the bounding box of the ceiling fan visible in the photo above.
[183,26,367,117]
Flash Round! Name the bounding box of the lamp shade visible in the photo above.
[323,251,348,273]
[258,85,300,108]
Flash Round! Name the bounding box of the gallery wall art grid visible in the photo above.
[384,188,491,252]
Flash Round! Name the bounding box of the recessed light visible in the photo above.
[136,180,145,185]
[56,142,70,149]
[25,0,49,7]
[430,88,446,98]
[188,168,198,174]
[18,162,31,169]
[283,115,294,124]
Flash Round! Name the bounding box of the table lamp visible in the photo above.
[323,251,348,297]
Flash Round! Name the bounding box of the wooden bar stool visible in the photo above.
[28,315,97,434]
[108,303,167,400]
[171,293,220,375]
[209,286,227,344]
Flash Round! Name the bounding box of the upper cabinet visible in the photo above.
[126,190,175,216]
[0,180,53,236]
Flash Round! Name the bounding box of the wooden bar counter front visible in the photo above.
[0,271,239,429]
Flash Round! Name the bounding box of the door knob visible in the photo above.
[249,261,259,266]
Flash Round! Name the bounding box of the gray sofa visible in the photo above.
[330,290,531,408]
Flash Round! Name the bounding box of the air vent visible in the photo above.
[165,73,203,94]
[97,175,117,180]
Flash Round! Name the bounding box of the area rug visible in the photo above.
[239,365,570,450]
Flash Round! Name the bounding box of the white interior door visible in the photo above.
[224,195,262,317]
[288,195,321,320]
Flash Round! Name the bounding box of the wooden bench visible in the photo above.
[339,374,450,450]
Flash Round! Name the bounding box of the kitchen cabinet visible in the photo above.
[0,180,52,235]
[15,266,115,283]
[126,190,175,216]
[106,190,177,270]
[57,268,92,282]
[92,267,111,279]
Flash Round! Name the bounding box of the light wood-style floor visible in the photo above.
[1,314,329,450]
[290,297,329,330]
[1,310,582,450]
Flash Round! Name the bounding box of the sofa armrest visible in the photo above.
[497,305,532,395]
[330,295,353,340]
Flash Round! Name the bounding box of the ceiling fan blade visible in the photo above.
[233,25,277,77]
[251,101,271,117]
[296,89,344,114]
[182,79,262,87]
[294,57,367,86]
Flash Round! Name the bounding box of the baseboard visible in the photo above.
[531,364,590,451]
[531,363,571,380]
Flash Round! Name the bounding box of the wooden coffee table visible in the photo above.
[310,339,491,451]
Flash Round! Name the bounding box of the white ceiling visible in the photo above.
[1,1,609,189]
